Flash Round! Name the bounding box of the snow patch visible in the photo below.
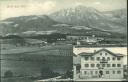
[52,24,71,27]
[71,26,92,30]
[35,30,57,35]
[22,30,57,35]
[0,21,14,24]
[22,31,37,34]
[5,33,19,36]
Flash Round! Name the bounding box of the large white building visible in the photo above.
[73,47,127,79]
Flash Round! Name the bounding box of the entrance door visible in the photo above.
[99,70,103,78]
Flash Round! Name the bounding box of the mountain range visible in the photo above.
[0,5,127,36]
[50,6,127,34]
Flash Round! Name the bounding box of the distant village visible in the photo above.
[0,31,127,49]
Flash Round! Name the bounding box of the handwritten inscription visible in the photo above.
[7,5,27,8]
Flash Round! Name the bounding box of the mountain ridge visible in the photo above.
[0,5,127,36]
[50,5,127,34]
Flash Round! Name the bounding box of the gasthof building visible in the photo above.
[76,48,124,79]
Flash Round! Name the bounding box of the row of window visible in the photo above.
[84,64,121,67]
[84,70,121,75]
[68,37,87,40]
[100,53,108,56]
[85,57,121,61]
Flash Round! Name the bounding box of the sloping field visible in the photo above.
[1,45,73,82]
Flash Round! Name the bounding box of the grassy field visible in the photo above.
[1,45,73,82]
[1,77,35,82]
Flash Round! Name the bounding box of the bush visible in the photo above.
[65,70,73,79]
[41,67,54,79]
[61,70,73,79]
[41,67,60,79]
[4,70,13,78]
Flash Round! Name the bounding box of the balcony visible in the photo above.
[100,59,108,63]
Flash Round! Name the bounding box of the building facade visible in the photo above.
[78,49,124,79]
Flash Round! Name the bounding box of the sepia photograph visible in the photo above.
[0,0,127,82]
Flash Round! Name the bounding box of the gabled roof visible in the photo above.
[79,48,124,57]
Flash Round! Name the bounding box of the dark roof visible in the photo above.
[78,52,93,56]
[116,54,125,56]
[79,49,124,57]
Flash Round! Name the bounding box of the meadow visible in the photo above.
[1,45,73,82]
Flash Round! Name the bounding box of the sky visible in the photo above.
[0,0,127,20]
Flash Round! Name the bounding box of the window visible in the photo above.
[117,64,121,67]
[113,71,115,74]
[105,53,107,56]
[102,64,105,67]
[90,71,93,74]
[107,64,110,67]
[113,57,116,60]
[97,64,100,67]
[70,37,73,40]
[102,57,105,60]
[112,64,116,67]
[100,53,102,56]
[85,64,89,67]
[91,57,94,60]
[106,71,109,74]
[117,71,121,74]
[117,57,121,60]
[84,71,87,74]
[107,57,110,61]
[91,64,95,67]
[95,71,98,74]
[85,57,89,60]
[97,57,100,61]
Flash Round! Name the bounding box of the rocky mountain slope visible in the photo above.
[50,6,127,34]
[0,6,127,36]
[0,15,58,35]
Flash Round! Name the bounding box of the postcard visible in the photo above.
[0,0,127,82]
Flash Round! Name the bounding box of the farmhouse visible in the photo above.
[73,48,125,79]
[66,35,88,40]
[67,34,104,45]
